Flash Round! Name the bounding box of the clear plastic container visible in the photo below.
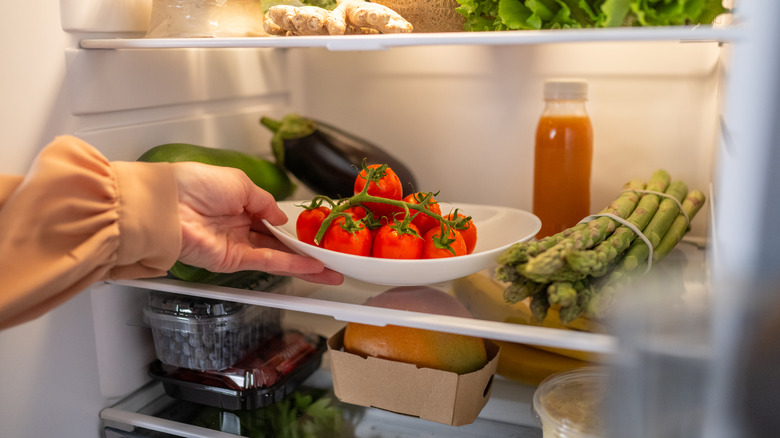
[144,291,282,371]
[533,367,607,438]
[146,0,266,38]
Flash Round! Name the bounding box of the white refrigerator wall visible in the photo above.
[0,1,722,438]
[287,42,720,232]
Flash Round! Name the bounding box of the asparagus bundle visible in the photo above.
[496,170,706,324]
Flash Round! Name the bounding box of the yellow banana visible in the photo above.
[494,341,592,386]
[451,272,607,363]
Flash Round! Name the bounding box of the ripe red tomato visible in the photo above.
[296,206,331,246]
[354,164,403,218]
[403,192,441,235]
[371,222,423,259]
[421,227,467,259]
[344,205,368,220]
[445,212,477,254]
[322,215,372,256]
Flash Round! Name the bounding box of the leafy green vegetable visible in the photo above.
[263,0,338,12]
[191,388,350,438]
[455,0,729,31]
[301,0,338,10]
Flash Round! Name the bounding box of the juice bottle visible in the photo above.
[533,79,593,238]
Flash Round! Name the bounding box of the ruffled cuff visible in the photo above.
[109,160,180,279]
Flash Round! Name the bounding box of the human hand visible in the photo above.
[172,161,343,285]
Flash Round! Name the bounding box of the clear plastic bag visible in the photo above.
[146,0,266,38]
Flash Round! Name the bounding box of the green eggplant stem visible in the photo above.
[260,116,282,132]
[260,114,318,139]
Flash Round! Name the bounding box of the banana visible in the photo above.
[451,271,605,331]
[451,271,607,363]
[494,341,592,386]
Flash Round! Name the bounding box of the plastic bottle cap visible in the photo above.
[544,79,588,100]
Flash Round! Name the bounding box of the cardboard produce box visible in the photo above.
[327,328,500,426]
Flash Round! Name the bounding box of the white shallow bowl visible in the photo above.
[264,201,541,286]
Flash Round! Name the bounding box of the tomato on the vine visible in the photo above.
[296,206,331,246]
[421,227,467,259]
[371,222,423,259]
[344,205,369,220]
[403,192,441,235]
[445,212,477,254]
[321,214,372,256]
[354,164,403,218]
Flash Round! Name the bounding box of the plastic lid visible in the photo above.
[544,79,588,100]
[147,290,245,318]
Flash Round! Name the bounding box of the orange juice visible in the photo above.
[533,80,593,238]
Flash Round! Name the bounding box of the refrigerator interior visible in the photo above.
[89,41,719,436]
[3,0,779,437]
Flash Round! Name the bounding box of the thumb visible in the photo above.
[244,184,288,226]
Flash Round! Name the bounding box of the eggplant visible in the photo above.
[260,113,417,199]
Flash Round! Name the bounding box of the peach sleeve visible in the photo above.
[0,136,181,329]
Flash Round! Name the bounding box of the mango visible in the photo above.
[344,286,488,375]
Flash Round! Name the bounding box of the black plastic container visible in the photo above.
[149,331,327,410]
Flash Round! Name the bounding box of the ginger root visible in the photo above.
[265,5,331,36]
[264,0,413,36]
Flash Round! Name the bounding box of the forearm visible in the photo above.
[0,136,181,329]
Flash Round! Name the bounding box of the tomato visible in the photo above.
[344,205,368,220]
[322,215,372,256]
[371,222,423,259]
[354,164,403,218]
[445,212,478,254]
[296,206,331,246]
[421,226,467,259]
[403,192,442,235]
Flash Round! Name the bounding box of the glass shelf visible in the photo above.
[111,240,707,356]
[81,26,740,51]
[111,275,617,354]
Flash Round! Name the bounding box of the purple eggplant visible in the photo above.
[260,114,417,199]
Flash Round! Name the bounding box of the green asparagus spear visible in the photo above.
[566,170,671,276]
[510,261,584,284]
[529,289,551,322]
[547,281,579,307]
[522,179,646,278]
[496,223,593,286]
[618,180,688,271]
[537,279,597,324]
[558,280,597,324]
[497,222,590,266]
[652,190,706,261]
[502,278,546,304]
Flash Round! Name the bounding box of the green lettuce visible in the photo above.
[455,0,729,31]
[191,388,351,438]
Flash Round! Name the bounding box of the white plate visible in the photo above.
[263,201,541,286]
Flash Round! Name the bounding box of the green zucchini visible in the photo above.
[138,142,295,201]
